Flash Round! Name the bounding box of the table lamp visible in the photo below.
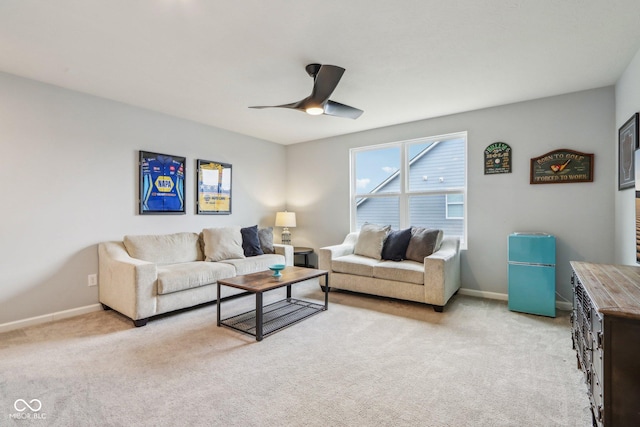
[275,211,296,245]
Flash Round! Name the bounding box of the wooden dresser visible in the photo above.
[570,261,640,426]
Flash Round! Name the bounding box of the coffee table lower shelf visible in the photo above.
[219,298,325,339]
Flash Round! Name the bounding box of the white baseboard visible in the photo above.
[0,304,102,334]
[458,288,508,301]
[458,288,573,311]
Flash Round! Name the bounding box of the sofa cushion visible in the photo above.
[241,225,264,257]
[124,232,203,265]
[202,226,246,262]
[258,227,275,254]
[381,228,412,261]
[354,223,391,260]
[219,254,285,276]
[406,228,443,263]
[157,261,236,295]
[373,260,425,284]
[332,254,378,277]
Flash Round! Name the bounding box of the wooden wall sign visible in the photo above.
[484,142,511,174]
[530,149,594,184]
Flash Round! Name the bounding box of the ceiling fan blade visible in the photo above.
[309,65,345,104]
[249,64,361,118]
[249,102,300,110]
[324,100,363,119]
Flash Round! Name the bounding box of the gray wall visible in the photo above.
[2,60,631,326]
[615,46,640,265]
[287,87,615,302]
[0,72,286,325]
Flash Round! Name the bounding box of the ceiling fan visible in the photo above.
[249,63,363,119]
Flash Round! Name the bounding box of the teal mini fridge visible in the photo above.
[507,233,556,317]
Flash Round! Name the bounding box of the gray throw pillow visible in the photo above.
[405,227,443,263]
[258,227,275,254]
[354,223,391,260]
[124,232,202,264]
[202,226,246,262]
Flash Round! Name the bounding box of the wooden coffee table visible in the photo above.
[216,266,329,341]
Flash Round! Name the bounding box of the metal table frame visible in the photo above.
[216,267,329,341]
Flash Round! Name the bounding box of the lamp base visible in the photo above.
[281,228,291,245]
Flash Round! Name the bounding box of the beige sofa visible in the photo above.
[318,228,461,312]
[98,228,293,327]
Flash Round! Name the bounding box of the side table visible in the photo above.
[293,247,314,268]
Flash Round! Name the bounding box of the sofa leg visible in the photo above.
[133,318,149,327]
[320,285,331,292]
[101,303,112,311]
[432,305,444,313]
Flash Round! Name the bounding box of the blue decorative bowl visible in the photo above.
[268,264,286,278]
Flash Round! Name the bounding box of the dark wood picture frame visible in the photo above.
[139,151,186,215]
[635,150,640,263]
[530,149,594,184]
[196,159,232,215]
[619,113,639,190]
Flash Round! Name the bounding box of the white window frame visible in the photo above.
[350,131,467,248]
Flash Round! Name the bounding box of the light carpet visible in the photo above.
[0,282,591,426]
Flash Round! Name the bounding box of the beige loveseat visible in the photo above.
[318,226,461,312]
[99,227,293,326]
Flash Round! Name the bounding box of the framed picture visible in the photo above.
[619,113,639,190]
[530,149,594,184]
[484,142,512,175]
[196,159,232,214]
[636,150,640,263]
[139,151,186,215]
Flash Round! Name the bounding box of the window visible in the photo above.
[446,194,464,219]
[351,132,467,247]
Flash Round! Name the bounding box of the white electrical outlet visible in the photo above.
[88,274,98,287]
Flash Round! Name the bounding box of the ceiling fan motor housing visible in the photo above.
[305,63,322,78]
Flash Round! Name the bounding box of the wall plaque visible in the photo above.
[484,142,511,174]
[530,149,594,184]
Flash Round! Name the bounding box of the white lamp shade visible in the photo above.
[275,211,296,228]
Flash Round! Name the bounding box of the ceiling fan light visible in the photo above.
[306,106,324,115]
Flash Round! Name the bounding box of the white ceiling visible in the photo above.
[1,1,640,145]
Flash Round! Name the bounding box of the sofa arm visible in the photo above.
[318,244,354,270]
[318,232,358,266]
[318,242,354,285]
[98,241,158,321]
[318,232,358,286]
[423,237,461,306]
[317,244,351,287]
[273,244,294,266]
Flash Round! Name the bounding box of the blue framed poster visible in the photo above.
[139,150,186,215]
